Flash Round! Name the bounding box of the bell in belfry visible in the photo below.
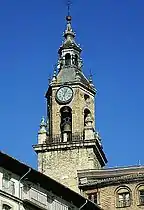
[63,122,71,132]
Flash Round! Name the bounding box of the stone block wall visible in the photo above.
[50,85,95,137]
[38,147,101,192]
[85,182,144,210]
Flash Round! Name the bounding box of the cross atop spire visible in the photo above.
[67,0,72,17]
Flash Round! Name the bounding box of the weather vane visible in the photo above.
[67,0,72,16]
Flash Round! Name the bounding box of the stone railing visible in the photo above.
[45,132,84,145]
[22,187,70,210]
[22,187,47,208]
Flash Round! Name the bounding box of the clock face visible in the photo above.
[56,86,73,104]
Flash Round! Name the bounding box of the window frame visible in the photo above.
[136,184,144,206]
[86,190,100,205]
[87,193,97,204]
[115,186,131,208]
[139,190,144,205]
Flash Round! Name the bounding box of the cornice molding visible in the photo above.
[79,173,144,189]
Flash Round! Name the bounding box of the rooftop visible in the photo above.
[0,150,102,210]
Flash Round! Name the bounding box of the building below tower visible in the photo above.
[0,150,100,210]
[78,166,144,210]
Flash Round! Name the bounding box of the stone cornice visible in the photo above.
[78,166,144,179]
[79,173,144,189]
[33,138,107,167]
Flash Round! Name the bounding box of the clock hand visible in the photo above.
[63,89,68,98]
[61,89,67,101]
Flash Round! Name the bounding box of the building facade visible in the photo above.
[0,151,101,210]
[78,166,144,210]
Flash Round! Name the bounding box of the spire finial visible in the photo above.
[52,64,57,82]
[40,116,46,127]
[48,74,51,84]
[58,0,82,55]
[38,116,47,134]
[89,69,93,83]
[64,0,75,39]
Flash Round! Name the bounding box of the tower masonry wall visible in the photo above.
[51,86,95,137]
[38,147,101,192]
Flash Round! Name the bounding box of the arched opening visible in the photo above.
[75,54,78,66]
[84,94,90,103]
[60,106,72,142]
[115,186,131,208]
[65,53,71,66]
[84,108,91,126]
[136,184,144,205]
[83,108,93,140]
[2,204,11,210]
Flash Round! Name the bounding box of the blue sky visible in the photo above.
[0,0,144,169]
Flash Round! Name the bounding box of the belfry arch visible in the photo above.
[84,108,91,126]
[65,53,71,66]
[60,106,72,142]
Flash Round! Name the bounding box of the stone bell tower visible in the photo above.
[33,15,107,192]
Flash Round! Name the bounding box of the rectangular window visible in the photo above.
[87,193,97,204]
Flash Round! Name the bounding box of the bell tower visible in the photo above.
[33,14,107,192]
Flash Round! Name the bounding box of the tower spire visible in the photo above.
[58,2,81,56]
